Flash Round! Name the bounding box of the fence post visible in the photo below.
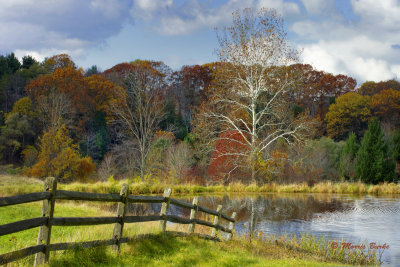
[34,177,57,266]
[112,184,129,253]
[211,205,222,238]
[159,188,171,232]
[227,212,237,240]
[188,196,199,233]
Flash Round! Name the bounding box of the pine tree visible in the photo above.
[339,132,359,179]
[355,118,395,183]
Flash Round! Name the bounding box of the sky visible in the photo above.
[1,0,400,84]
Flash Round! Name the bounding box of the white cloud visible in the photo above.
[2,0,399,83]
[14,50,46,62]
[301,36,400,82]
[302,43,338,74]
[257,0,301,15]
[390,65,400,80]
[131,0,252,35]
[301,0,338,14]
[292,0,400,83]
[132,0,173,20]
[351,0,400,30]
[131,0,300,36]
[351,57,393,81]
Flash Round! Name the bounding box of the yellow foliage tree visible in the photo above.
[325,92,371,140]
[6,96,36,120]
[30,125,95,181]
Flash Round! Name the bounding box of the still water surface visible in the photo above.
[123,193,400,266]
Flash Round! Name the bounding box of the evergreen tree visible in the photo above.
[339,132,359,179]
[355,118,395,183]
[21,55,38,69]
[391,129,400,163]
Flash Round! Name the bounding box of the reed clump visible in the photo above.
[1,174,400,197]
[260,234,382,266]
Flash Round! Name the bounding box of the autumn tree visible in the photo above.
[197,8,315,183]
[288,64,356,123]
[355,118,395,183]
[207,131,249,183]
[26,64,118,133]
[107,60,168,180]
[169,64,213,131]
[325,92,371,141]
[30,124,95,181]
[25,67,80,130]
[25,60,120,162]
[371,88,400,128]
[8,96,36,119]
[44,54,76,72]
[358,79,400,96]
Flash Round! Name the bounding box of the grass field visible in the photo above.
[0,174,384,266]
[0,200,357,267]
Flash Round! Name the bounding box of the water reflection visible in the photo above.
[102,193,400,265]
[195,194,400,266]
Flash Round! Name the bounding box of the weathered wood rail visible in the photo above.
[0,177,236,266]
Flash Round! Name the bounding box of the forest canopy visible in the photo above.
[0,9,399,185]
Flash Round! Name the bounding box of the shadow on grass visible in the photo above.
[49,233,259,267]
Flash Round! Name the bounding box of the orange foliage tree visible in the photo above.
[26,64,120,134]
[45,54,76,72]
[30,125,95,181]
[371,88,400,127]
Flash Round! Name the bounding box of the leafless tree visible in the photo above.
[97,152,116,180]
[166,142,193,182]
[109,71,166,180]
[200,8,316,183]
[36,88,74,130]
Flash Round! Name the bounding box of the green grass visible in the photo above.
[48,234,349,267]
[0,201,352,267]
[0,174,389,266]
[0,201,158,257]
[1,174,400,197]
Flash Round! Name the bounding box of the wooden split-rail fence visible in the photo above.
[0,177,237,266]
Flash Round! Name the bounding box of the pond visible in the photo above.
[122,193,400,266]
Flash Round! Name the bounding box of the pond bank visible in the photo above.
[0,202,367,266]
[1,174,399,197]
[0,176,385,266]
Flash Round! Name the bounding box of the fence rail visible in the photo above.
[0,177,236,266]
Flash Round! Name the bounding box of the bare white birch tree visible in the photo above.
[201,8,315,183]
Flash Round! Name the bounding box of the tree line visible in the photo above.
[0,8,399,185]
